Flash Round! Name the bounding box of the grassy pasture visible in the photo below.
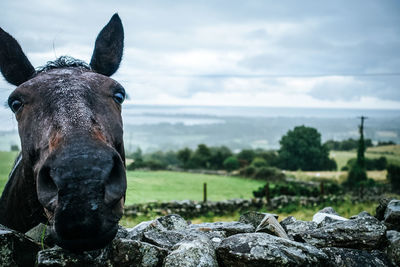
[287,170,387,183]
[0,151,265,204]
[1,148,399,226]
[330,145,400,170]
[0,151,19,193]
[125,171,265,205]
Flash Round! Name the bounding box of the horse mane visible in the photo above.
[36,56,91,74]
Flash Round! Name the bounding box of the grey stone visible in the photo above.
[199,231,226,249]
[164,239,218,267]
[216,232,328,266]
[36,247,96,266]
[301,215,386,249]
[126,220,165,240]
[156,214,188,231]
[0,224,41,267]
[376,197,394,221]
[350,211,373,219]
[115,225,129,239]
[143,230,206,249]
[238,211,278,228]
[25,223,55,248]
[384,200,400,231]
[317,216,345,228]
[313,212,348,227]
[255,214,289,239]
[322,247,392,267]
[126,215,187,241]
[190,221,254,236]
[280,216,318,242]
[317,207,339,216]
[386,230,400,266]
[107,238,168,267]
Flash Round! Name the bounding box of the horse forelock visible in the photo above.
[35,56,91,75]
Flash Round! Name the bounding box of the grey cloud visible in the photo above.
[0,0,400,106]
[309,76,400,101]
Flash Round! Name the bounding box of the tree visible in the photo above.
[237,149,256,166]
[251,157,268,168]
[223,156,240,172]
[190,144,212,168]
[278,125,334,171]
[209,146,232,170]
[127,148,144,170]
[256,150,279,167]
[177,148,192,169]
[10,145,19,151]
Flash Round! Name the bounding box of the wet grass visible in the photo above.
[0,151,19,194]
[331,145,400,170]
[125,170,265,205]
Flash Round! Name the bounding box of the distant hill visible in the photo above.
[1,105,399,153]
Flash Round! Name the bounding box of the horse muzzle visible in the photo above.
[36,141,126,251]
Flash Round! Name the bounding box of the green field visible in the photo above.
[0,151,265,203]
[330,144,400,170]
[125,171,265,205]
[0,151,19,193]
[2,146,400,198]
[1,149,399,226]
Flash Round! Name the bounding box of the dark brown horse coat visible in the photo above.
[0,14,127,251]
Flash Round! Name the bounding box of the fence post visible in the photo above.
[265,183,270,205]
[203,183,207,203]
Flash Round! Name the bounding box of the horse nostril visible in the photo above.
[37,166,58,211]
[104,155,126,207]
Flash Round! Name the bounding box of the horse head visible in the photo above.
[0,14,127,251]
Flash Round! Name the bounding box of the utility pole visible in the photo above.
[357,116,368,168]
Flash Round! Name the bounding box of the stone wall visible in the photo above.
[124,195,376,218]
[1,198,399,266]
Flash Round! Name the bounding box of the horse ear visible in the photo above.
[0,28,35,86]
[90,14,124,77]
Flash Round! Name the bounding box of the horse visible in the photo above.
[0,14,127,251]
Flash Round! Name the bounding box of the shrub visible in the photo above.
[256,150,279,167]
[251,157,268,168]
[127,162,136,171]
[344,163,367,188]
[143,160,167,170]
[387,164,400,192]
[345,157,387,171]
[10,145,19,151]
[223,156,240,172]
[239,166,256,177]
[373,157,387,170]
[127,158,145,170]
[253,180,341,198]
[237,149,256,166]
[323,158,338,171]
[254,167,284,181]
[377,141,396,146]
[324,138,373,151]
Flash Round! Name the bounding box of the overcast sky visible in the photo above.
[1,0,400,109]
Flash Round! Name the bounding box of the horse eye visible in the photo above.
[113,92,125,104]
[10,99,23,113]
